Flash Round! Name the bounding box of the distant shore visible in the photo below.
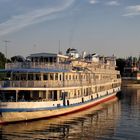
[122,79,140,88]
[122,84,140,88]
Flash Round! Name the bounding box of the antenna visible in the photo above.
[58,40,62,54]
[59,40,60,52]
[3,40,10,59]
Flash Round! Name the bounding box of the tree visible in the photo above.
[11,55,25,62]
[116,58,126,76]
[0,52,6,68]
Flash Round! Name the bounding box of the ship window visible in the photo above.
[6,72,11,79]
[73,75,75,80]
[50,73,54,80]
[35,74,41,80]
[0,72,11,80]
[48,91,53,100]
[0,73,3,81]
[42,91,46,98]
[59,74,62,81]
[28,74,34,80]
[12,73,20,81]
[54,57,57,62]
[55,73,58,80]
[78,90,80,96]
[12,73,16,80]
[43,74,48,80]
[117,74,121,78]
[65,75,68,80]
[50,57,53,63]
[86,75,88,80]
[21,74,27,80]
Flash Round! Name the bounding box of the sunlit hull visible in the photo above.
[0,87,120,124]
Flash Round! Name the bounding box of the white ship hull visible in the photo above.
[0,87,120,124]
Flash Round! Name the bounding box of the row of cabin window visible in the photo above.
[65,74,98,80]
[47,88,92,100]
[11,73,99,81]
[102,75,114,79]
[12,73,61,81]
[112,83,121,88]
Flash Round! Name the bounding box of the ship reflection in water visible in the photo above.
[0,98,120,140]
[1,88,140,140]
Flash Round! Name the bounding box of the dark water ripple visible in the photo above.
[0,88,140,140]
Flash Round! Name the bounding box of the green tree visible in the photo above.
[0,52,6,68]
[116,58,126,76]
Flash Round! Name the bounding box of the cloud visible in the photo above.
[106,1,120,6]
[89,0,98,4]
[0,0,75,36]
[123,5,140,17]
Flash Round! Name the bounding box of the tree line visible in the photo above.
[0,52,25,69]
[0,52,6,68]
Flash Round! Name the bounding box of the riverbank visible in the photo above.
[122,79,140,88]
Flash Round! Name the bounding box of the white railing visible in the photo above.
[5,62,72,70]
[0,79,121,88]
[5,62,118,74]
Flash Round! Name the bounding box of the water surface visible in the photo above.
[0,88,140,140]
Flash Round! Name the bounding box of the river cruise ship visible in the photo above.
[0,48,121,124]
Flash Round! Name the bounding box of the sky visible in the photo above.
[0,0,140,58]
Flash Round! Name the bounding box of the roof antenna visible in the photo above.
[58,40,62,54]
[3,40,11,60]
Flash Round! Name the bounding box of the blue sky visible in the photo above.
[0,0,140,58]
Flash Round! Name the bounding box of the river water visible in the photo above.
[0,88,140,140]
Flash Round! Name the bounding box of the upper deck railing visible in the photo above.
[5,61,117,73]
[5,62,72,70]
[0,79,121,88]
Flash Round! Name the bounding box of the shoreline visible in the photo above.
[122,79,140,88]
[122,84,140,88]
